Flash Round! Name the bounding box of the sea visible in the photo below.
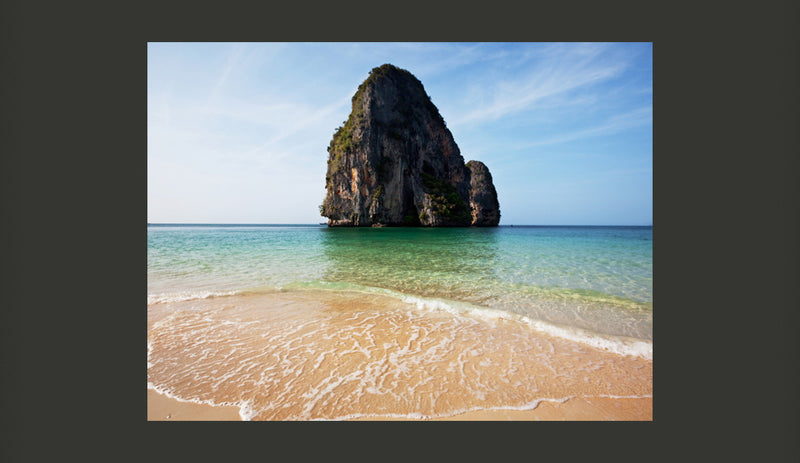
[147,224,653,420]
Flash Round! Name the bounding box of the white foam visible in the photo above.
[147,381,252,421]
[399,294,652,360]
[497,396,572,411]
[522,317,653,360]
[309,412,433,421]
[147,290,239,305]
[294,284,650,360]
[237,400,257,421]
[310,397,576,421]
[147,340,154,368]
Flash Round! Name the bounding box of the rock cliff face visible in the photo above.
[466,160,501,226]
[320,64,500,227]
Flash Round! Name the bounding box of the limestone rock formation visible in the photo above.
[320,64,500,227]
[466,160,501,226]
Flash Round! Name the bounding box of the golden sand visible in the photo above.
[147,389,241,421]
[147,389,651,421]
[147,291,652,421]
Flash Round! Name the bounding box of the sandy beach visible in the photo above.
[148,389,242,421]
[148,290,651,421]
[148,388,651,421]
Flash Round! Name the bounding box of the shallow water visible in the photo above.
[148,225,652,340]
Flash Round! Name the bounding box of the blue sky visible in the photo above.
[148,42,652,225]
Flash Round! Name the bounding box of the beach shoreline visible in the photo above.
[147,388,242,421]
[147,388,652,421]
[148,290,652,421]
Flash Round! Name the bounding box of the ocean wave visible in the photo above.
[147,290,240,305]
[147,280,652,360]
[401,293,652,360]
[282,280,653,360]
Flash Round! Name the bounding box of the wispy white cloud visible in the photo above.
[202,43,249,113]
[216,44,247,92]
[520,106,652,148]
[232,96,351,158]
[399,43,494,75]
[449,52,628,127]
[436,44,624,122]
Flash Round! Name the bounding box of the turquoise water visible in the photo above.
[148,225,652,347]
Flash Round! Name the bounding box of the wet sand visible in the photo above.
[148,389,242,421]
[148,290,652,421]
[147,388,651,421]
[433,396,652,421]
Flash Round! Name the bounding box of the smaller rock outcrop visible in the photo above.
[466,161,501,226]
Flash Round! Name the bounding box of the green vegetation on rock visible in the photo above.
[372,185,384,202]
[420,172,471,223]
